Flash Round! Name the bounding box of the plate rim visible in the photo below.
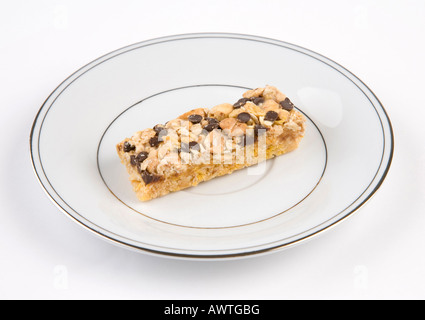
[29,32,394,259]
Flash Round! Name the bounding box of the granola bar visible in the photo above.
[116,86,306,201]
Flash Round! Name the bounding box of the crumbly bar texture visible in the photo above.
[116,85,306,201]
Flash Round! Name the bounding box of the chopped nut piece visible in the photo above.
[229,108,246,118]
[219,117,237,132]
[209,103,234,121]
[262,85,287,102]
[277,109,290,122]
[243,102,266,117]
[231,122,247,136]
[243,87,265,98]
[262,99,281,111]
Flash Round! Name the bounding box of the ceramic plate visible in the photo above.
[30,33,393,259]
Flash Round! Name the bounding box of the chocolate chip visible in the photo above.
[203,118,220,132]
[254,124,268,136]
[264,110,279,122]
[205,117,219,125]
[279,98,294,111]
[252,97,264,105]
[136,151,149,163]
[179,141,200,154]
[153,125,168,142]
[153,124,165,134]
[188,114,203,124]
[157,129,168,142]
[237,112,251,123]
[141,170,161,185]
[200,128,210,135]
[136,162,143,174]
[189,141,200,151]
[141,171,152,184]
[203,124,214,132]
[203,123,220,132]
[239,134,255,147]
[123,142,136,152]
[233,98,250,109]
[149,136,160,147]
[180,142,190,153]
[131,151,149,167]
[130,155,137,166]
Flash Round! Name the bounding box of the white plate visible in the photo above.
[30,33,393,259]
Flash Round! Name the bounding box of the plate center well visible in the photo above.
[97,85,327,228]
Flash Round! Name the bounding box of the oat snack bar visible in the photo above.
[116,85,306,201]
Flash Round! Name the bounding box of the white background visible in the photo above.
[1,0,424,300]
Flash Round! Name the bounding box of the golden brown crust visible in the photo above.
[117,85,305,201]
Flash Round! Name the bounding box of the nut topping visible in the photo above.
[209,103,234,121]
